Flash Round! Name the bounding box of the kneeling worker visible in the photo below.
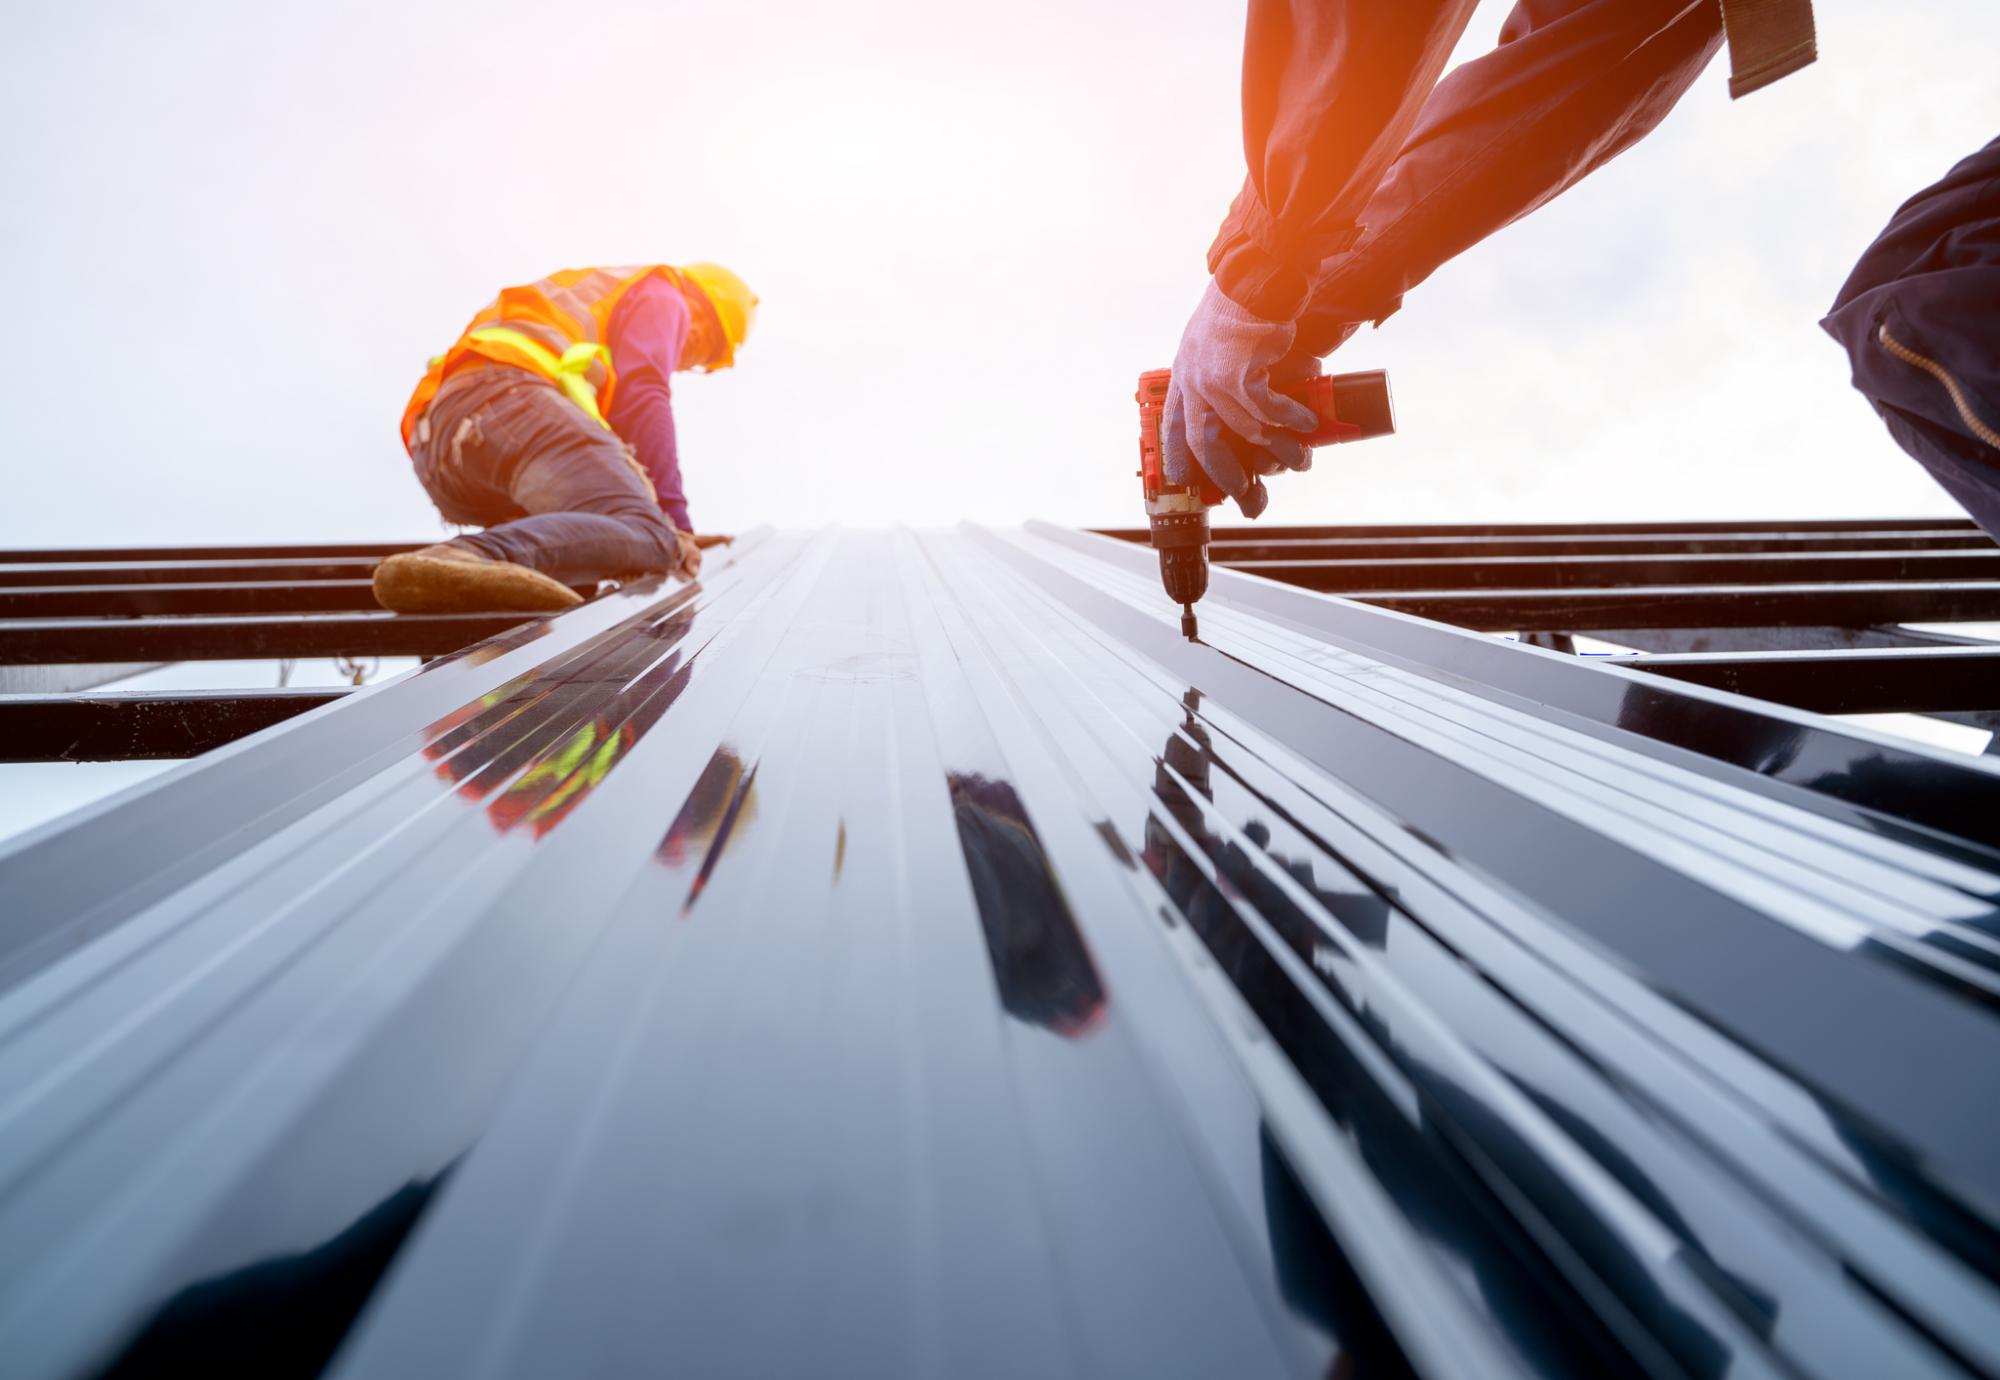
[375,262,756,613]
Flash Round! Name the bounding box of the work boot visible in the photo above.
[371,543,584,614]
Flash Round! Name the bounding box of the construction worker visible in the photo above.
[375,263,757,613]
[1163,0,1815,516]
[1823,137,2000,539]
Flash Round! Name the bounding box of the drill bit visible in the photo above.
[1181,605,1199,641]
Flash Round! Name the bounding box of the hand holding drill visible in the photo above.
[1161,279,1323,519]
[1138,283,1393,640]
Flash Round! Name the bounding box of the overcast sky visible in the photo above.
[3,0,1997,546]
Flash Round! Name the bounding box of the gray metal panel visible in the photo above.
[1,528,1996,1379]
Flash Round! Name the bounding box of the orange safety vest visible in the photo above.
[400,264,695,448]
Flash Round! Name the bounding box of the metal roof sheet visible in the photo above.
[2,526,1998,1378]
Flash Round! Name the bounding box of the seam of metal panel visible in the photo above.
[1187,587,2000,948]
[951,528,2000,1372]
[1146,680,2000,1371]
[984,524,2000,1228]
[1007,526,2000,923]
[896,531,1329,1377]
[901,532,1496,1377]
[1026,521,2000,860]
[915,533,1669,1377]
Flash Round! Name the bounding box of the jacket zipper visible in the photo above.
[1878,323,2000,449]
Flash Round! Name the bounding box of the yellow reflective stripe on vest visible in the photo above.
[464,327,613,429]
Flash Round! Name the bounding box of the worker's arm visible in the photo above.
[606,274,694,532]
[1290,0,1725,355]
[1172,0,1725,512]
[1168,1,1481,514]
[1821,137,2000,534]
[1210,0,1482,323]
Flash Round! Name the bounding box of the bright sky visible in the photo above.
[2,0,1997,544]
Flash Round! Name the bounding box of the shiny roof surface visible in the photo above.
[3,526,1998,1378]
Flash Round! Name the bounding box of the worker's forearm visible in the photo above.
[1293,0,1723,357]
[647,418,692,534]
[605,275,695,530]
[609,379,691,531]
[1209,0,1481,321]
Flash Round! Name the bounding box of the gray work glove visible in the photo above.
[1161,278,1319,519]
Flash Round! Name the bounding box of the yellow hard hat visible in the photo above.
[679,262,758,369]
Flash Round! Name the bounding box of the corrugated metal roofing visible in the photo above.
[2,526,1998,1378]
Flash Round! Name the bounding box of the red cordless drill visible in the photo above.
[1136,368,1395,639]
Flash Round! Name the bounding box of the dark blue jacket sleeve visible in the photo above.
[1211,0,1722,349]
[1822,138,2000,455]
[606,275,693,531]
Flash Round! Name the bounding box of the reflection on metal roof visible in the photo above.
[2,527,1998,1379]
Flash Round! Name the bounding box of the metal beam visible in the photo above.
[1348,580,2000,631]
[0,581,383,617]
[0,541,426,563]
[0,688,349,762]
[1564,624,2000,654]
[1622,645,2000,714]
[0,558,384,587]
[0,611,536,664]
[1205,530,1998,560]
[1095,516,1979,541]
[1224,549,2000,591]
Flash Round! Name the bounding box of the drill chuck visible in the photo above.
[1148,506,1209,640]
[1148,507,1210,605]
[1155,545,1208,606]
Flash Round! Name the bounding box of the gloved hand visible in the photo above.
[1162,279,1320,519]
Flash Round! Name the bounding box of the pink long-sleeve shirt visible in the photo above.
[605,275,695,531]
